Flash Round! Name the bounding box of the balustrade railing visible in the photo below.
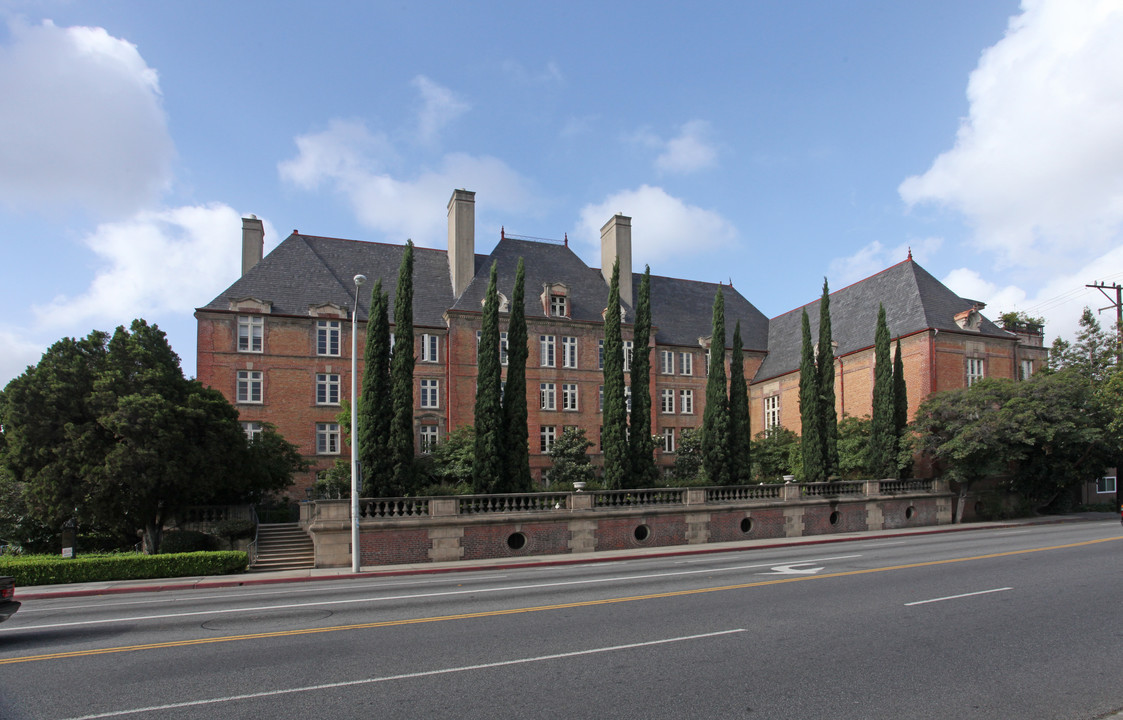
[879,478,934,494]
[707,485,783,502]
[459,493,570,514]
[361,497,430,518]
[802,481,865,497]
[592,489,685,508]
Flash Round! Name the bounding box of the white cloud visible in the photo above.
[413,75,469,145]
[0,18,173,216]
[32,204,274,329]
[0,326,50,387]
[900,0,1123,275]
[655,120,718,175]
[577,185,737,266]
[501,59,564,85]
[279,120,537,247]
[828,237,943,286]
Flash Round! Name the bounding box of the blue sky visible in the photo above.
[2,0,1122,386]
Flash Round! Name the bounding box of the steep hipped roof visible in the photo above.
[754,259,1013,381]
[648,274,769,351]
[199,233,463,328]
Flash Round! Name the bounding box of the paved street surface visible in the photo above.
[1,516,1121,719]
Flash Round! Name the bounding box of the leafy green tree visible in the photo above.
[547,427,595,488]
[799,309,826,482]
[869,304,897,478]
[389,240,416,494]
[701,289,732,484]
[836,415,873,480]
[601,259,629,489]
[751,427,801,482]
[429,425,475,489]
[1049,307,1116,382]
[672,428,704,484]
[500,258,532,492]
[727,321,752,484]
[892,337,910,477]
[474,262,503,492]
[358,280,393,497]
[818,278,839,477]
[628,267,656,488]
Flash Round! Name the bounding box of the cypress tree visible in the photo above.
[799,309,826,482]
[727,320,752,484]
[628,266,655,488]
[500,258,532,492]
[389,240,415,494]
[893,336,910,478]
[473,262,503,492]
[818,278,839,478]
[701,288,731,485]
[601,259,629,489]
[358,280,393,496]
[870,303,897,478]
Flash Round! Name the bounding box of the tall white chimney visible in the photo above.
[448,189,476,298]
[241,215,264,276]
[600,214,632,307]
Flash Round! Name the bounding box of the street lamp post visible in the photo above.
[351,273,367,574]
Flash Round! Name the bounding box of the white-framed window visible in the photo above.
[598,339,605,370]
[562,336,578,368]
[315,373,341,405]
[679,389,693,415]
[236,370,262,404]
[967,357,985,386]
[539,425,556,453]
[623,341,634,372]
[540,382,557,410]
[420,333,439,363]
[316,423,341,454]
[540,335,556,367]
[500,331,509,366]
[419,425,439,454]
[680,352,693,376]
[550,294,568,317]
[562,383,579,411]
[764,395,780,430]
[662,427,675,453]
[420,379,440,409]
[241,421,263,441]
[598,385,604,412]
[1021,359,1034,380]
[660,388,675,414]
[660,350,675,375]
[625,385,632,412]
[237,315,263,353]
[316,320,341,356]
[1097,476,1117,494]
[705,348,711,376]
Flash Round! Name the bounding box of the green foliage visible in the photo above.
[627,267,656,488]
[1047,307,1117,381]
[160,530,220,553]
[312,459,352,498]
[0,320,300,555]
[359,280,394,497]
[836,415,873,480]
[0,551,247,586]
[214,518,255,541]
[500,258,532,492]
[727,322,752,484]
[869,304,897,478]
[547,427,596,487]
[751,427,801,482]
[671,428,704,484]
[799,309,825,481]
[701,289,732,484]
[390,240,416,494]
[601,259,629,489]
[429,424,475,488]
[999,310,1046,331]
[474,262,504,492]
[818,278,839,477]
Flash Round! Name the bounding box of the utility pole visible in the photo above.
[1087,281,1123,364]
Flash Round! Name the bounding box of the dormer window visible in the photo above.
[480,292,510,313]
[550,294,568,317]
[954,307,983,332]
[541,283,570,317]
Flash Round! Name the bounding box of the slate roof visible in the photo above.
[648,274,769,352]
[753,258,1014,381]
[200,233,462,328]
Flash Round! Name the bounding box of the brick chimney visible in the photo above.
[448,189,476,298]
[600,214,632,307]
[241,215,264,276]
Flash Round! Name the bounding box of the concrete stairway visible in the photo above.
[251,523,315,571]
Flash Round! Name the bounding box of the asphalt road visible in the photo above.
[1,520,1121,720]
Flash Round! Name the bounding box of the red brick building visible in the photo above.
[195,190,1045,495]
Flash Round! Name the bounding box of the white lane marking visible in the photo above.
[905,587,1013,606]
[61,629,747,719]
[855,541,907,548]
[17,575,513,614]
[5,555,861,632]
[759,562,823,576]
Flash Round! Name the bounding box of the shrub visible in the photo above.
[0,551,248,586]
[160,530,219,553]
[214,519,256,541]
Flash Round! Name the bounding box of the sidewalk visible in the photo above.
[14,513,1117,600]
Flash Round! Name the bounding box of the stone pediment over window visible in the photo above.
[542,282,570,317]
[308,302,348,319]
[954,307,983,332]
[480,292,510,313]
[229,297,272,313]
[698,336,712,349]
[601,306,627,323]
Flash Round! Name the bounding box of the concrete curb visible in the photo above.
[14,515,1107,601]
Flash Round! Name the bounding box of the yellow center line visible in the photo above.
[3,535,1117,666]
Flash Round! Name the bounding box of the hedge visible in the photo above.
[0,551,248,586]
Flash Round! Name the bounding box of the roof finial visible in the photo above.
[564,232,568,247]
[907,246,913,261]
[501,226,505,241]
